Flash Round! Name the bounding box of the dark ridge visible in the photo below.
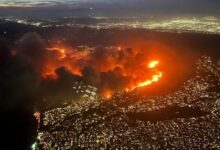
[0,109,37,150]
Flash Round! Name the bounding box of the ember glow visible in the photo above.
[102,89,113,99]
[42,46,163,95]
[46,47,66,60]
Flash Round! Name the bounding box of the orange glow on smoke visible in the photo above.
[47,47,66,60]
[42,46,163,96]
[42,47,84,78]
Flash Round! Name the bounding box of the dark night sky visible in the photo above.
[0,0,220,12]
[0,0,220,17]
[1,0,220,8]
[1,0,220,17]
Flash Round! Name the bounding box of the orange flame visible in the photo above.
[129,60,162,90]
[148,60,159,68]
[137,60,162,88]
[102,89,113,99]
[42,46,163,96]
[137,72,162,87]
[47,47,66,59]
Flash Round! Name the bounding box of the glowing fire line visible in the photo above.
[129,60,162,91]
[137,72,162,87]
[43,46,163,98]
[137,60,162,88]
[148,60,159,68]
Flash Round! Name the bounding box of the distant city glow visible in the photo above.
[2,16,220,34]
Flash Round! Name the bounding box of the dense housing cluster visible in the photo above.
[36,56,220,149]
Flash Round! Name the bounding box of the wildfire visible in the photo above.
[102,89,113,99]
[42,46,163,97]
[138,60,162,87]
[47,47,66,59]
[42,47,83,78]
[132,60,162,89]
[148,60,159,68]
[137,72,162,88]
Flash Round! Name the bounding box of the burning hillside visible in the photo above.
[41,45,163,97]
[6,32,197,102]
